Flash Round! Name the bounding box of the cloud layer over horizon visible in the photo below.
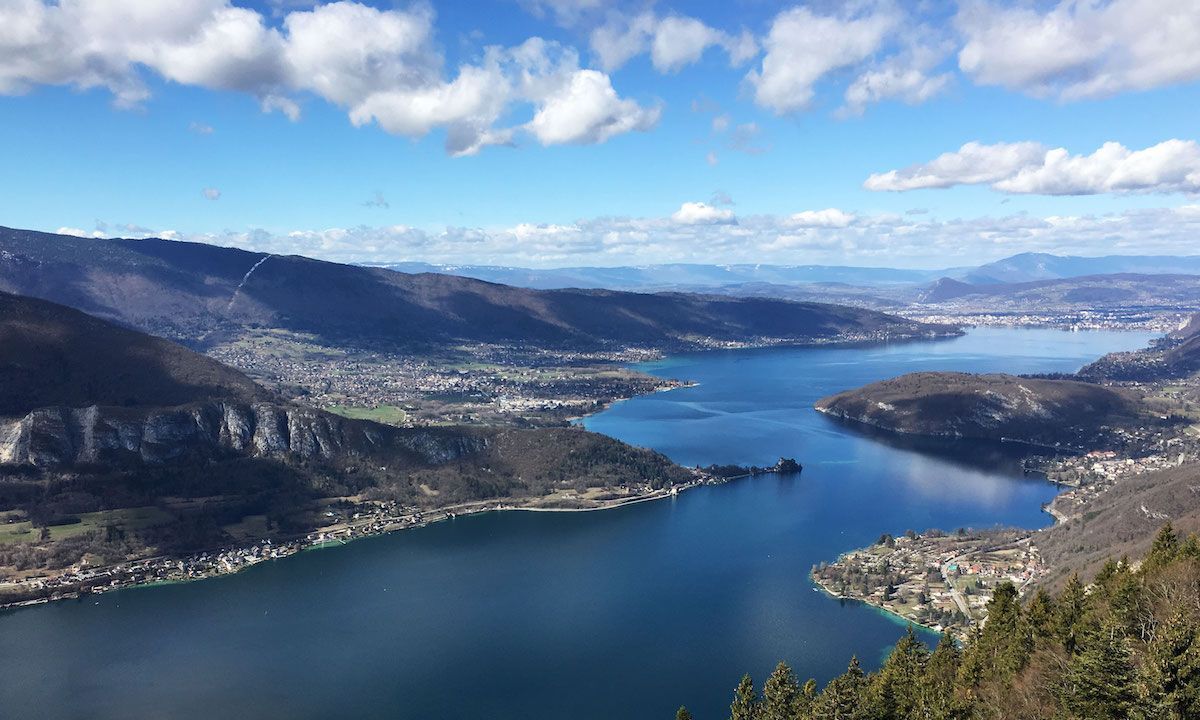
[55,202,1200,270]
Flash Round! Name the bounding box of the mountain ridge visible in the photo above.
[374,251,1200,291]
[0,226,953,351]
[0,291,696,593]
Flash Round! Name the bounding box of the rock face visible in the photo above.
[0,401,486,468]
[814,372,1145,447]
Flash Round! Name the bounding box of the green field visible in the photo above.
[326,404,408,426]
[0,506,175,545]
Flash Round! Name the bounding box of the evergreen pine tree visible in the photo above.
[811,657,868,720]
[1143,523,1180,574]
[1093,557,1120,588]
[1179,533,1200,560]
[1059,623,1137,720]
[800,677,818,717]
[1138,611,1200,720]
[960,582,1031,686]
[762,662,801,720]
[1105,560,1142,634]
[1025,587,1057,639]
[865,626,927,720]
[918,634,961,720]
[731,673,759,720]
[676,707,695,720]
[1055,574,1088,654]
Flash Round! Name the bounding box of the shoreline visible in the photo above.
[810,574,948,638]
[1,459,813,611]
[809,489,1065,638]
[0,473,734,612]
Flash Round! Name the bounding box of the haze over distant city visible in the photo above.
[3,0,1199,267]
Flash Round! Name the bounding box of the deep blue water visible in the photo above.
[0,328,1155,720]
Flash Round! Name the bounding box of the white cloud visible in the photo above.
[956,0,1200,100]
[671,202,736,225]
[997,140,1200,195]
[282,1,437,108]
[0,1,658,155]
[202,187,222,201]
[865,141,1047,191]
[188,121,215,135]
[526,69,660,146]
[144,204,1200,268]
[590,11,757,73]
[651,16,725,73]
[842,46,952,116]
[866,139,1200,195]
[748,6,898,114]
[788,209,856,228]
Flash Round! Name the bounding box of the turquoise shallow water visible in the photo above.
[0,327,1155,719]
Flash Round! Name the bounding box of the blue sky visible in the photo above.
[1,0,1199,267]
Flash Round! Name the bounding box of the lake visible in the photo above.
[0,327,1156,719]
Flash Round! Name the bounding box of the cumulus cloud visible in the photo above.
[866,139,1200,195]
[202,187,221,200]
[671,202,736,225]
[188,121,215,135]
[590,11,757,73]
[0,1,658,154]
[526,69,661,146]
[748,6,899,114]
[865,141,1047,191]
[956,0,1200,100]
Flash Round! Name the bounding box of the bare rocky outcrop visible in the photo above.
[0,401,486,468]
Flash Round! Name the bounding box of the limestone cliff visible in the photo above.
[0,401,486,468]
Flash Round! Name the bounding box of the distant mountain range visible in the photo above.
[962,252,1200,284]
[377,251,1200,291]
[0,226,951,351]
[378,261,948,289]
[916,273,1200,305]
